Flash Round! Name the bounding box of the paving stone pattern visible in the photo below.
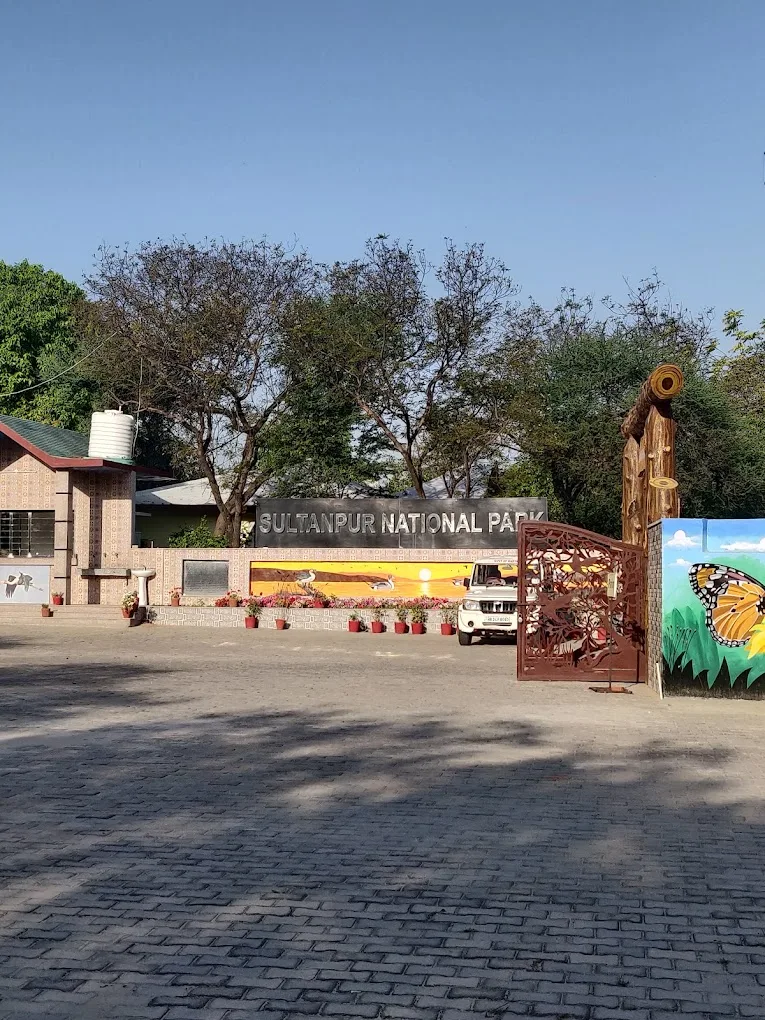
[1,627,765,1019]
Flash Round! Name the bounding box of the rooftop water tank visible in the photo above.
[88,410,135,463]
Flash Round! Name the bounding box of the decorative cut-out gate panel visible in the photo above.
[517,521,645,682]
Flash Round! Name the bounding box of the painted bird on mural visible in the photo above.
[369,575,395,590]
[296,569,316,587]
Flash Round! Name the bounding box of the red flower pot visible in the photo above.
[244,616,258,628]
[52,595,64,606]
[311,599,326,608]
[371,621,384,634]
[275,618,287,630]
[170,597,180,607]
[348,620,361,632]
[394,621,408,634]
[228,597,239,608]
[121,608,134,619]
[411,622,425,635]
[41,607,52,618]
[440,623,454,636]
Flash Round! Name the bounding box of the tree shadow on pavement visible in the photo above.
[0,659,178,727]
[0,704,764,1019]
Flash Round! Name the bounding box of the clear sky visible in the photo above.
[2,0,764,326]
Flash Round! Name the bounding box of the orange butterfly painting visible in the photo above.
[689,563,765,648]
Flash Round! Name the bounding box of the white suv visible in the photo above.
[457,559,518,645]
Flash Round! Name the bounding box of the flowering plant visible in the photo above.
[245,597,262,618]
[120,590,138,611]
[273,590,294,609]
[411,604,428,625]
[395,604,409,623]
[439,603,458,626]
[168,587,181,599]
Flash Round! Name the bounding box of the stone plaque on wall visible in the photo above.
[182,559,229,596]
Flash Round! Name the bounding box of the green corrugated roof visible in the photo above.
[0,414,90,459]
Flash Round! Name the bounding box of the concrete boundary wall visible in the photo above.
[150,605,454,632]
[121,546,512,608]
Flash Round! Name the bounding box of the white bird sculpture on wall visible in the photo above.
[369,575,395,590]
[296,569,316,587]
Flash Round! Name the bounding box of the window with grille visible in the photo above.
[0,511,55,558]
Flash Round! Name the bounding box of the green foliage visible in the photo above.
[490,457,565,521]
[259,379,387,497]
[168,518,227,548]
[479,279,765,536]
[0,260,95,429]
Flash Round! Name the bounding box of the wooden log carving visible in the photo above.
[648,476,679,523]
[621,364,684,440]
[622,435,646,546]
[621,363,683,543]
[644,402,676,483]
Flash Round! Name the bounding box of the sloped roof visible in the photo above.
[137,475,487,507]
[136,478,234,507]
[0,413,145,471]
[0,414,90,459]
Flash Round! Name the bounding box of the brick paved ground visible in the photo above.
[2,626,765,1020]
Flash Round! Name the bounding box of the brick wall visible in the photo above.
[0,438,56,509]
[646,520,663,697]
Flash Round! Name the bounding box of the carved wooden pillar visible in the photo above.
[644,402,679,523]
[622,435,646,546]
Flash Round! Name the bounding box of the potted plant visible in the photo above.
[168,587,181,607]
[394,604,409,635]
[226,589,241,608]
[51,591,64,606]
[371,605,385,634]
[41,603,52,618]
[244,598,261,629]
[411,603,428,635]
[439,603,457,636]
[348,612,362,633]
[305,585,328,608]
[274,590,292,629]
[120,590,138,618]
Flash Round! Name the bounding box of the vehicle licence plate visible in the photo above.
[492,615,513,625]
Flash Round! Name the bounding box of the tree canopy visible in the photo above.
[0,260,95,429]
[2,241,764,545]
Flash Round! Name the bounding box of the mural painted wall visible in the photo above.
[250,560,476,599]
[0,565,50,603]
[662,518,765,698]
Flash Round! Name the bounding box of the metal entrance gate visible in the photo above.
[517,521,646,682]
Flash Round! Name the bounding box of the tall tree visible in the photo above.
[84,239,316,545]
[480,278,748,535]
[289,237,515,496]
[0,260,96,429]
[257,378,388,497]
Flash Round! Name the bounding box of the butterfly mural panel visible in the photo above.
[661,519,765,698]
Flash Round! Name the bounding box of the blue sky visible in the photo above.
[2,0,764,326]
[664,519,765,569]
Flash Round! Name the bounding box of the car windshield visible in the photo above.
[474,564,517,587]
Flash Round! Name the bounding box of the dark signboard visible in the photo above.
[182,559,230,596]
[252,498,547,550]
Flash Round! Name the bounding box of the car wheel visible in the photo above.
[458,630,472,646]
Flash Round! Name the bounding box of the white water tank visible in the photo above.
[88,410,135,463]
